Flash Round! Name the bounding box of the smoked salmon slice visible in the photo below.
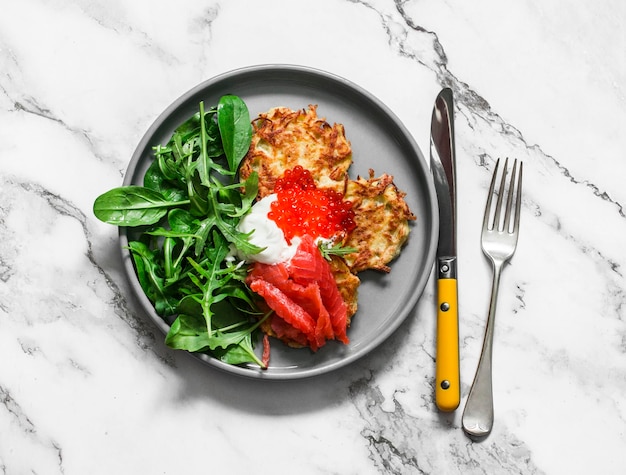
[247,234,349,349]
[289,235,349,343]
[249,279,316,337]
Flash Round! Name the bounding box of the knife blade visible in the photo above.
[430,87,460,412]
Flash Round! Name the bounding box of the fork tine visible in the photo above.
[503,159,518,232]
[513,161,523,234]
[493,158,508,231]
[483,159,500,231]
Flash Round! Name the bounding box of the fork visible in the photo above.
[462,158,523,438]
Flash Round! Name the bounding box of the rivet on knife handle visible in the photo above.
[435,256,460,412]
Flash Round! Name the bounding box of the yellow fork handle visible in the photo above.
[436,277,460,412]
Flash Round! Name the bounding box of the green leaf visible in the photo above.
[93,186,189,226]
[143,158,188,202]
[188,172,210,217]
[318,241,358,261]
[221,172,259,218]
[197,101,215,187]
[168,208,197,233]
[165,302,267,368]
[218,218,263,256]
[185,232,232,331]
[193,215,217,257]
[203,109,224,158]
[238,171,259,215]
[165,313,212,352]
[128,241,177,316]
[173,111,202,141]
[215,332,264,367]
[153,144,186,183]
[217,95,253,173]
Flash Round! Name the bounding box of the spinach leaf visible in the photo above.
[217,95,253,173]
[93,186,190,226]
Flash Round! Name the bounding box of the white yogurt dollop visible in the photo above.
[237,194,300,264]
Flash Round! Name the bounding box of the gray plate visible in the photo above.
[120,64,438,380]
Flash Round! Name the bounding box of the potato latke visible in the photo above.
[239,105,352,198]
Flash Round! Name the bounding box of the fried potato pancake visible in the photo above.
[239,105,352,198]
[343,170,416,273]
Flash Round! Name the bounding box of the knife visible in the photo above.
[430,87,460,412]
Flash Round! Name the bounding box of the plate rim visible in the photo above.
[119,63,438,380]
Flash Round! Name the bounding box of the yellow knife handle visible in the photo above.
[436,276,460,412]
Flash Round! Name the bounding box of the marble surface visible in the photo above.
[1,0,625,473]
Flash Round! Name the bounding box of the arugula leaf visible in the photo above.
[190,215,216,257]
[227,171,259,218]
[186,231,232,330]
[197,101,216,187]
[318,241,358,261]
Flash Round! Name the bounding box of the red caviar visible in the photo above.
[268,166,356,243]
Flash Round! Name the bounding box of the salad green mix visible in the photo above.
[94,96,270,368]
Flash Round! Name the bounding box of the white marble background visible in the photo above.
[1,1,625,474]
